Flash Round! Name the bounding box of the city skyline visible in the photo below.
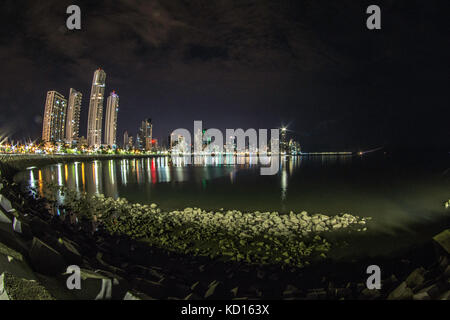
[1,1,449,152]
[39,68,157,151]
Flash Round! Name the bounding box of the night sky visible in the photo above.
[0,0,448,151]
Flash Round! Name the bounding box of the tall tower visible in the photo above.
[65,88,82,145]
[104,91,119,147]
[87,68,106,148]
[280,127,288,154]
[123,131,129,149]
[42,91,67,143]
[140,118,152,151]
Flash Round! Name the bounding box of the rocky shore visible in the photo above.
[57,187,371,268]
[0,163,449,300]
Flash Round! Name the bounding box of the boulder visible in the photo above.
[230,286,239,297]
[433,229,450,256]
[56,238,83,265]
[123,290,155,300]
[445,265,450,278]
[418,283,447,299]
[64,268,117,300]
[12,217,33,240]
[0,272,54,300]
[0,242,36,281]
[0,223,30,257]
[95,253,126,278]
[306,288,327,300]
[0,210,11,224]
[387,282,413,300]
[29,217,57,238]
[439,290,450,300]
[0,195,14,213]
[132,278,167,299]
[413,291,431,300]
[405,267,426,291]
[128,264,164,282]
[283,284,301,297]
[34,273,77,300]
[191,281,207,295]
[158,279,190,298]
[361,288,381,300]
[382,274,399,293]
[204,280,226,299]
[184,292,202,300]
[29,237,67,275]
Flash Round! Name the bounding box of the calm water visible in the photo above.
[15,154,450,253]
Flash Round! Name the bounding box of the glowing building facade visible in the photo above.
[65,88,82,145]
[87,68,106,147]
[42,91,67,142]
[104,91,119,147]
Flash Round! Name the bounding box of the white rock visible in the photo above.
[0,195,14,213]
[0,210,11,224]
[12,217,22,234]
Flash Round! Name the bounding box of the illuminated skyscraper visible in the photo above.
[104,91,119,147]
[123,131,129,149]
[138,118,152,151]
[65,88,82,145]
[87,68,106,148]
[42,91,67,142]
[280,127,288,154]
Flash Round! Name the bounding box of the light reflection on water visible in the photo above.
[21,155,332,205]
[16,154,450,235]
[16,154,450,258]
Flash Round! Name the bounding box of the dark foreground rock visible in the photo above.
[29,237,67,275]
[0,176,449,300]
[0,272,55,300]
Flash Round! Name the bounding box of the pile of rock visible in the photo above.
[61,189,370,268]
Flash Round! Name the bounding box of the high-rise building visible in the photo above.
[123,131,129,149]
[280,127,288,154]
[104,91,119,147]
[87,68,106,148]
[138,118,152,151]
[152,139,158,150]
[65,88,82,145]
[42,91,67,143]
